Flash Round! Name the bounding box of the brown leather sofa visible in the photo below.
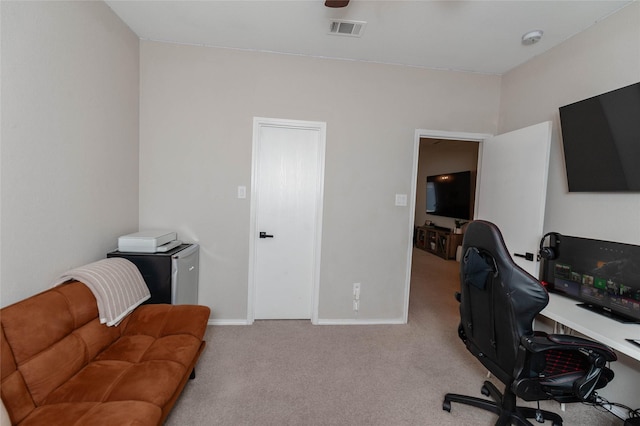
[1,281,210,425]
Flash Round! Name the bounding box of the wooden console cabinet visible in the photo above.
[416,226,463,260]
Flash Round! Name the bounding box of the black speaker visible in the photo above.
[539,232,561,261]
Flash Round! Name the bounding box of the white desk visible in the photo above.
[539,292,640,361]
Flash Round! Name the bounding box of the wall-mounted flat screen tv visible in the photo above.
[559,82,640,192]
[426,170,472,220]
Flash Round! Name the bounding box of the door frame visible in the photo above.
[402,128,492,323]
[247,117,327,324]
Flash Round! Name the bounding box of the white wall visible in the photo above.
[139,41,501,322]
[0,1,140,307]
[499,3,640,245]
[498,2,640,412]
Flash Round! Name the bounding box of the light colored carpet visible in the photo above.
[165,248,621,425]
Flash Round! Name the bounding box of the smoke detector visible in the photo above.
[522,30,543,45]
[328,19,366,37]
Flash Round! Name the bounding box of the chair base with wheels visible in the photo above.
[443,381,563,426]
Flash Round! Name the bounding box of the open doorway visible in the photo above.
[402,129,490,323]
[414,138,479,234]
[403,124,552,322]
[404,137,480,324]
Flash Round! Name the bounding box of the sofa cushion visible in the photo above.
[72,318,122,361]
[94,335,156,363]
[40,303,209,409]
[1,282,122,408]
[103,360,186,406]
[2,290,78,364]
[18,334,87,405]
[122,304,209,339]
[141,334,203,367]
[42,358,185,408]
[0,368,34,424]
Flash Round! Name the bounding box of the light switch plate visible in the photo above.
[395,193,407,206]
[237,186,247,199]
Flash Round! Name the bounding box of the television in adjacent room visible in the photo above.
[426,170,472,220]
[542,234,640,324]
[559,82,640,192]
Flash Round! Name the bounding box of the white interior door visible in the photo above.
[249,118,326,321]
[475,121,552,277]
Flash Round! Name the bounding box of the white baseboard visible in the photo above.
[314,318,407,325]
[207,318,407,326]
[208,319,251,326]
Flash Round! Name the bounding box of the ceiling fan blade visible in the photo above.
[325,0,349,8]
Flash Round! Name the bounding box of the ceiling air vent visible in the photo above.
[328,19,366,37]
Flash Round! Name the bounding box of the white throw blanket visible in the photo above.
[52,258,151,326]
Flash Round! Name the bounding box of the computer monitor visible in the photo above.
[542,235,640,323]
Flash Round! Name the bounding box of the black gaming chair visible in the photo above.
[443,220,616,426]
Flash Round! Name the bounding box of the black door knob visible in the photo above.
[259,232,274,239]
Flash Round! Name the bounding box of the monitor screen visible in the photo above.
[546,235,640,323]
[559,82,640,192]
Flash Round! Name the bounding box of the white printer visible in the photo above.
[118,230,182,253]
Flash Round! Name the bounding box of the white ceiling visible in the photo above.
[105,0,634,75]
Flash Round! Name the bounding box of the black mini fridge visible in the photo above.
[107,244,199,305]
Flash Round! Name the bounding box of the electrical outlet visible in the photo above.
[353,283,361,300]
[353,299,359,311]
